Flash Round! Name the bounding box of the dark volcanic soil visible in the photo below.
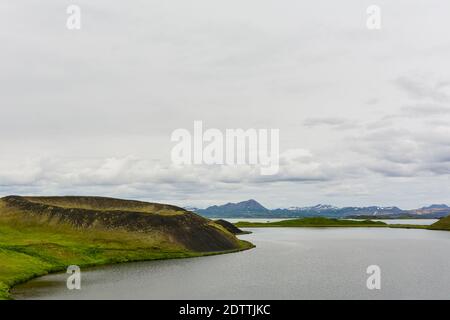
[1,196,241,252]
[215,219,248,235]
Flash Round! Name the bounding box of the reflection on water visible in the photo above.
[12,227,450,300]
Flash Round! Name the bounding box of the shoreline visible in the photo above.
[0,196,256,300]
[6,224,449,300]
[235,224,433,229]
[233,217,445,230]
[234,223,447,231]
[4,239,255,300]
[5,218,447,300]
[10,227,449,300]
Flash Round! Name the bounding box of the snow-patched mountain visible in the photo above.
[408,204,450,217]
[193,200,450,219]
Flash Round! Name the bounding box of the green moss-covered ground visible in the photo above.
[429,215,450,231]
[234,217,450,231]
[0,221,253,299]
[0,196,254,300]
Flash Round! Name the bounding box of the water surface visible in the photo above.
[13,227,450,300]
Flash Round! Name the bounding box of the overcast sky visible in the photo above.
[1,0,450,209]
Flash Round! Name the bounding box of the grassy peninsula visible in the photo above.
[234,216,450,231]
[0,196,253,300]
[235,217,387,228]
[429,215,450,231]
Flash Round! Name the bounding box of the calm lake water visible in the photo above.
[13,227,450,300]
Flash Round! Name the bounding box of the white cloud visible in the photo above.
[2,1,450,208]
[396,76,450,103]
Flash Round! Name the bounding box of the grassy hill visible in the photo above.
[0,196,253,299]
[429,215,450,230]
[235,217,387,228]
[234,216,450,230]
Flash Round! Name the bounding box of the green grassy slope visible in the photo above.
[429,215,450,230]
[0,196,253,299]
[23,196,185,215]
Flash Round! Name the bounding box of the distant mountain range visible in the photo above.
[188,200,450,219]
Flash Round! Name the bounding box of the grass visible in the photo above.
[428,215,450,231]
[387,224,430,229]
[21,196,186,216]
[0,221,253,299]
[235,217,388,228]
[0,197,254,300]
[234,217,450,232]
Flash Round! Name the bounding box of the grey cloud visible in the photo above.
[2,1,450,208]
[303,117,358,130]
[400,104,450,117]
[395,76,450,102]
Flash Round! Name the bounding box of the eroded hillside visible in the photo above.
[0,196,244,252]
[0,195,253,299]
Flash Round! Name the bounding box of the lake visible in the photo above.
[12,226,450,300]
